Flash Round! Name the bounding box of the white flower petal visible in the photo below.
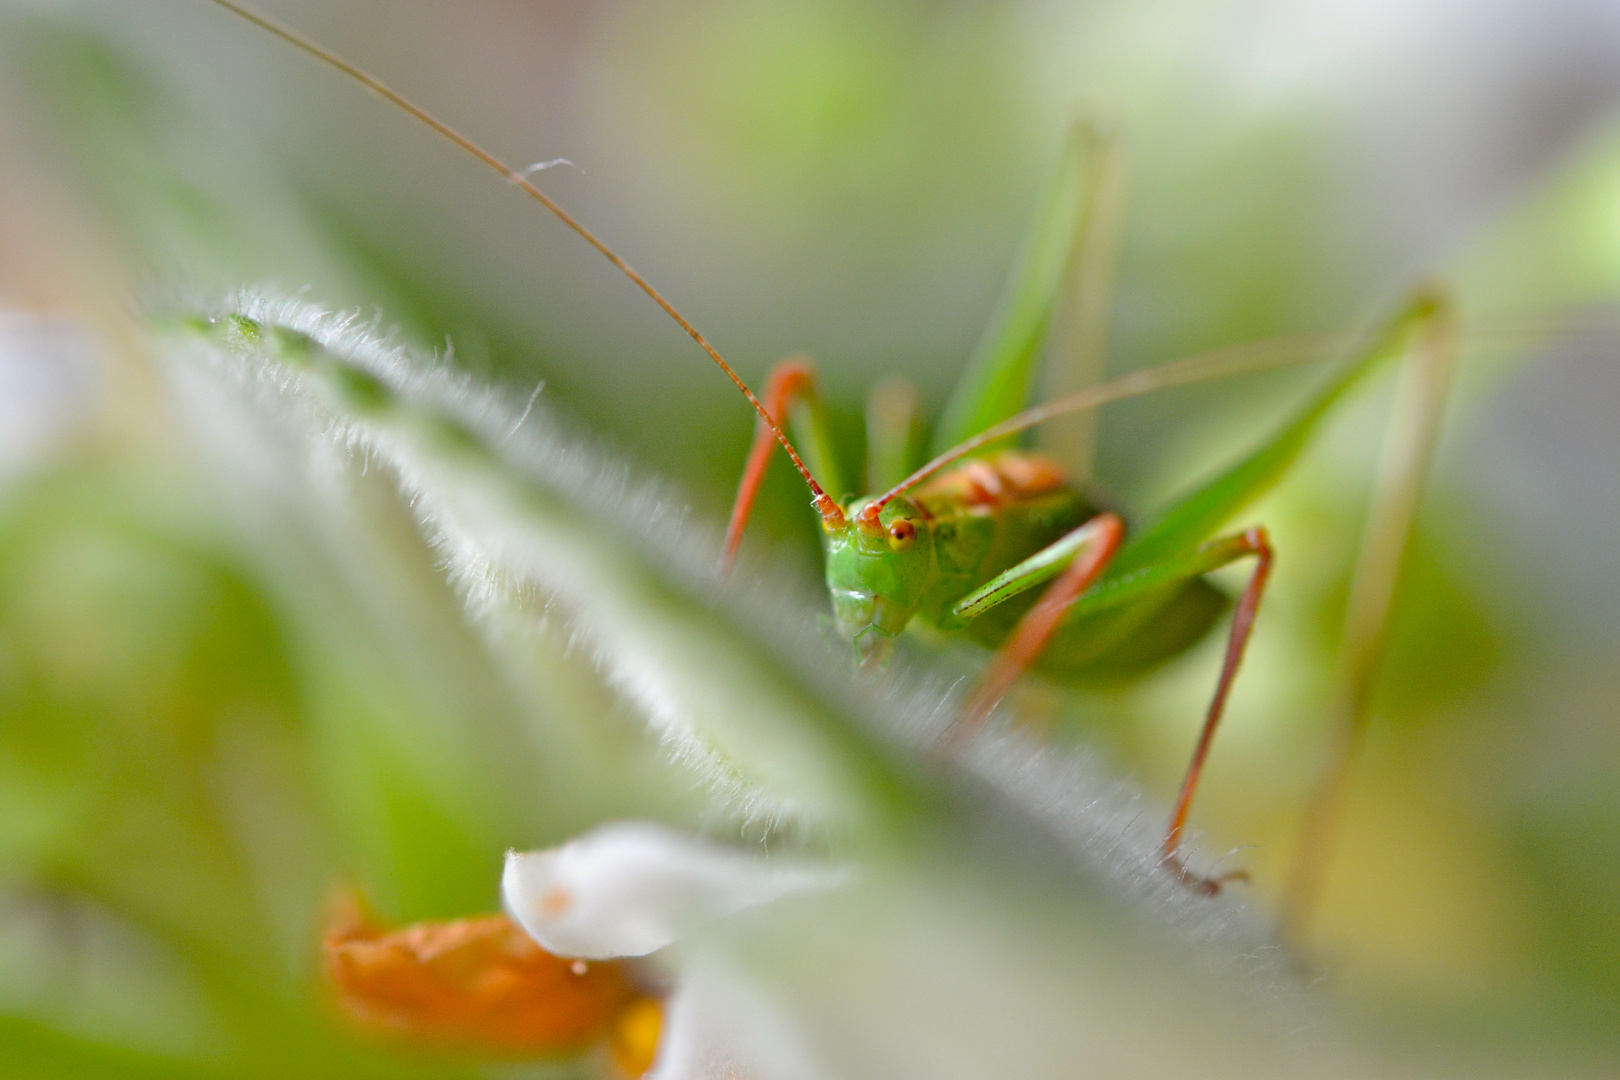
[501,822,844,960]
[647,961,835,1080]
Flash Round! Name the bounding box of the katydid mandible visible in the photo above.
[202,0,1456,894]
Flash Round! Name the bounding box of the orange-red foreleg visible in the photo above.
[950,513,1126,745]
[722,358,820,569]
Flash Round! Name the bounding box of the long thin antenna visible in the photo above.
[857,308,1570,525]
[203,0,845,528]
[859,330,1347,523]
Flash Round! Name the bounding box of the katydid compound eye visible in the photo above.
[887,519,916,552]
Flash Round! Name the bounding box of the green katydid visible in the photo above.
[721,215,1451,892]
[202,0,1457,894]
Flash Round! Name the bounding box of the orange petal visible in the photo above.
[322,896,639,1056]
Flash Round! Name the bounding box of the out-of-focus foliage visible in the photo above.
[2,0,1620,1076]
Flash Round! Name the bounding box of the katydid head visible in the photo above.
[821,495,931,657]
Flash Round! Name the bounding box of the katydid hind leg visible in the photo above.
[1115,287,1449,575]
[1278,292,1459,944]
[723,358,846,566]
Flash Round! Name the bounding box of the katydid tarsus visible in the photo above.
[201,0,1459,897]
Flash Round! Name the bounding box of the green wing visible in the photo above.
[932,118,1119,456]
[1110,289,1447,576]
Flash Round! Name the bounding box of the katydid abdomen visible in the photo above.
[962,569,1228,680]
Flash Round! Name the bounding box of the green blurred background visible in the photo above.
[3,0,1620,1075]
